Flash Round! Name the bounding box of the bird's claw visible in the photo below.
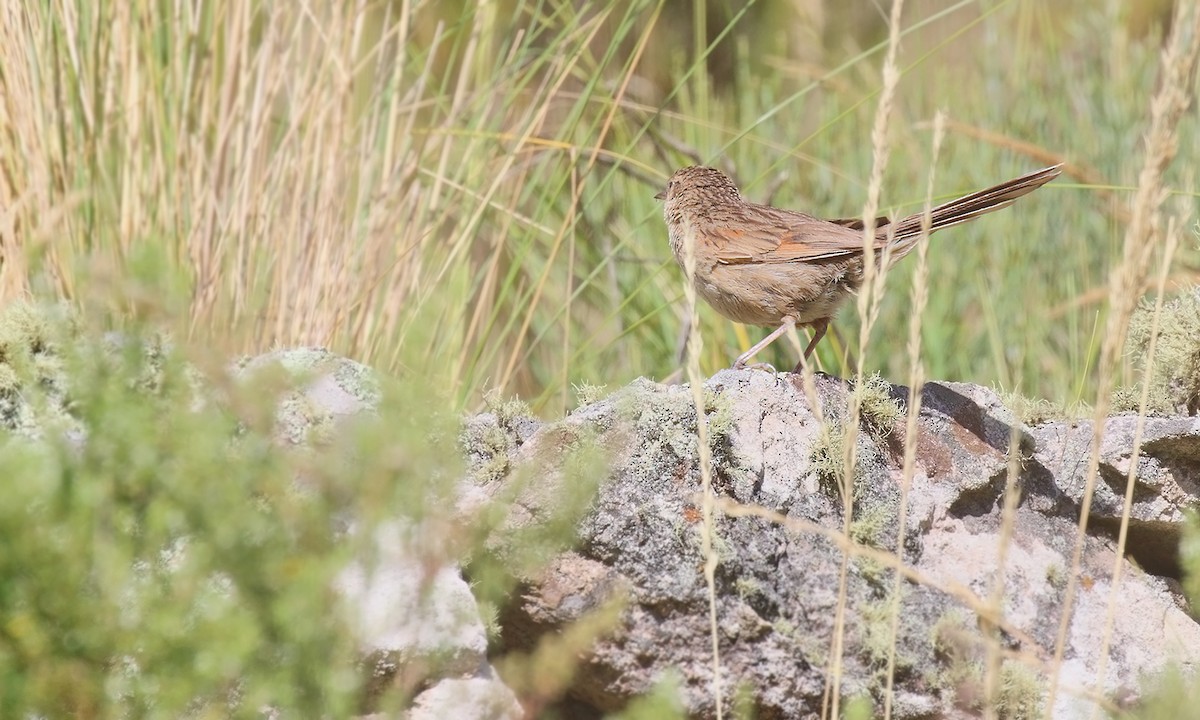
[733,361,781,380]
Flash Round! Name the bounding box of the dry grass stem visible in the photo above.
[1044,2,1200,715]
[882,110,944,720]
[1087,215,1185,720]
[824,0,906,718]
[681,217,724,716]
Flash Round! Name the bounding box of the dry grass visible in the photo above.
[882,109,945,720]
[0,1,674,406]
[5,1,1193,414]
[3,0,1200,717]
[679,188,725,720]
[821,1,909,717]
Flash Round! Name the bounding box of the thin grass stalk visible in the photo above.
[444,13,611,390]
[382,18,443,352]
[1086,216,1184,720]
[561,157,579,410]
[426,4,482,217]
[0,6,37,297]
[1043,2,1200,715]
[882,110,944,720]
[681,224,724,719]
[658,3,723,706]
[980,422,1026,720]
[495,4,659,396]
[825,0,905,716]
[451,32,538,387]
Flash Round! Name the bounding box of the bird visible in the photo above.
[656,163,1063,372]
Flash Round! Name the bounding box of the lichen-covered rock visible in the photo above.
[336,521,489,684]
[235,347,381,445]
[407,671,523,720]
[0,301,83,439]
[467,368,1200,719]
[1029,415,1200,577]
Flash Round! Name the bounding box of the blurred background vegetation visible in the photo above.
[2,0,1196,415]
[2,1,1200,718]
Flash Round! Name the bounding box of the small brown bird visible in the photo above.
[656,163,1062,372]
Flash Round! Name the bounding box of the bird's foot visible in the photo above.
[733,360,780,378]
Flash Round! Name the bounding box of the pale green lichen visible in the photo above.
[856,373,903,439]
[858,590,915,676]
[810,420,851,494]
[0,301,76,437]
[1045,563,1067,591]
[774,619,828,669]
[614,383,698,465]
[931,610,973,659]
[484,388,531,428]
[573,381,608,408]
[1117,291,1200,415]
[612,381,740,485]
[462,418,515,484]
[994,662,1044,720]
[849,502,894,549]
[703,388,735,438]
[1000,390,1078,425]
[811,375,901,499]
[930,609,1044,718]
[460,389,535,484]
[931,610,980,707]
[734,576,762,602]
[849,502,896,586]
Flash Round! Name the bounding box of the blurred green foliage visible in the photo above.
[0,299,479,717]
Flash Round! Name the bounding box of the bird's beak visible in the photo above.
[654,190,666,200]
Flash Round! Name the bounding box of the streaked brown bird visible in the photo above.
[656,163,1062,372]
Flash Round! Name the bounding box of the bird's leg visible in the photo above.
[792,318,830,373]
[733,316,797,371]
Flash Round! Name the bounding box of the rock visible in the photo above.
[240,348,520,719]
[336,521,489,689]
[235,347,381,445]
[1030,415,1200,576]
[467,369,1200,718]
[407,670,523,720]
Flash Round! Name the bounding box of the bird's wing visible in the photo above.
[827,214,892,231]
[712,207,876,265]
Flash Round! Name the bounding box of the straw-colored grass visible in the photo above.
[4,0,1195,415]
[4,0,1200,718]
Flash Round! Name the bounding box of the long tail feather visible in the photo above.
[884,164,1063,259]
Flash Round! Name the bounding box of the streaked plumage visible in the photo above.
[657,164,1062,370]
